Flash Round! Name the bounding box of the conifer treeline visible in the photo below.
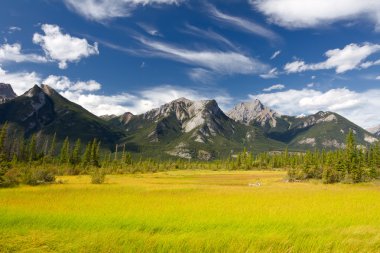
[0,122,379,187]
[231,130,380,183]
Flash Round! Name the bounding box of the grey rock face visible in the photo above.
[0,83,17,103]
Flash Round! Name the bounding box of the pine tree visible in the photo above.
[345,130,362,182]
[81,141,92,169]
[59,137,70,165]
[49,133,57,158]
[368,146,377,178]
[70,139,81,167]
[28,134,37,162]
[0,123,10,187]
[284,146,289,167]
[124,152,132,165]
[121,144,126,165]
[0,123,8,157]
[89,139,100,168]
[114,144,119,161]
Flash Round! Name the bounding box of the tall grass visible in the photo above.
[1,170,380,252]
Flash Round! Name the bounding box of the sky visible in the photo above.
[1,0,380,128]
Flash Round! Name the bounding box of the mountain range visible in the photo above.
[367,125,380,137]
[0,83,378,160]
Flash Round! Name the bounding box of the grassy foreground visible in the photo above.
[1,170,380,252]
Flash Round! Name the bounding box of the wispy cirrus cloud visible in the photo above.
[284,43,380,74]
[207,3,280,41]
[270,50,281,60]
[260,67,279,79]
[8,26,21,34]
[180,23,238,50]
[64,0,184,21]
[135,36,269,75]
[188,68,215,84]
[137,23,163,37]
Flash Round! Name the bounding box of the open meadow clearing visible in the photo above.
[1,170,380,252]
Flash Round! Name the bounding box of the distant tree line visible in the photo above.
[0,122,379,187]
[229,130,380,184]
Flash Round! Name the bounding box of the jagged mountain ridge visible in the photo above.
[110,97,284,160]
[0,83,377,159]
[102,112,134,125]
[228,100,377,149]
[227,99,281,127]
[0,84,124,146]
[0,83,17,104]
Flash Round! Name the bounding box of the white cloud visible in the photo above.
[136,37,269,75]
[0,43,47,64]
[60,91,139,116]
[263,84,285,92]
[43,75,101,92]
[8,26,21,33]
[0,67,42,95]
[0,66,232,117]
[285,43,380,73]
[208,4,279,41]
[64,0,183,21]
[251,0,380,30]
[0,67,101,95]
[33,24,99,69]
[60,84,233,116]
[250,88,380,128]
[360,59,380,69]
[270,50,281,59]
[260,67,278,79]
[138,23,162,37]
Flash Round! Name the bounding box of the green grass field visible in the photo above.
[1,170,380,252]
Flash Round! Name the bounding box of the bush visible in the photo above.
[91,168,106,184]
[2,168,22,187]
[24,168,56,186]
[322,166,339,184]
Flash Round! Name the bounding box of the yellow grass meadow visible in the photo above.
[1,170,380,252]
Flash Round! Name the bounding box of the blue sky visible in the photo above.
[1,0,380,128]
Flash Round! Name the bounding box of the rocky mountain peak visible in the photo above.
[120,112,134,125]
[172,97,192,104]
[0,83,17,103]
[151,98,222,120]
[141,97,231,142]
[101,112,134,125]
[24,84,44,97]
[227,99,280,127]
[41,84,58,96]
[0,83,16,96]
